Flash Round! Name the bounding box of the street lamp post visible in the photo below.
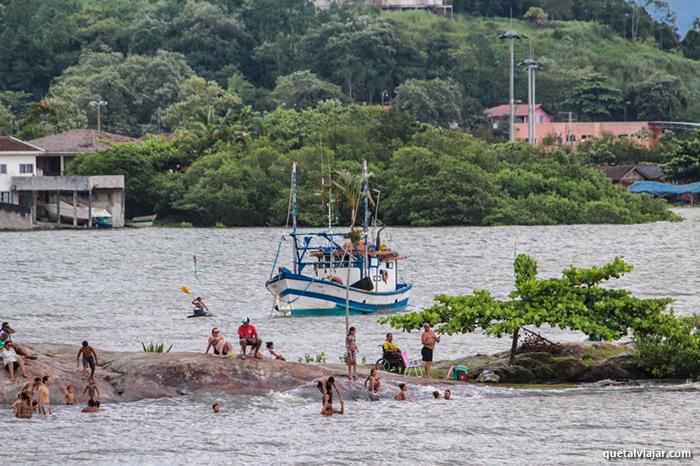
[519,58,543,145]
[498,30,526,142]
[89,100,108,131]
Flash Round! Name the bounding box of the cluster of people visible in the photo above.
[204,318,285,361]
[1,324,103,418]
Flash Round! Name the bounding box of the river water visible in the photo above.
[2,209,699,464]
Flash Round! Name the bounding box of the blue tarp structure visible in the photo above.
[628,181,700,195]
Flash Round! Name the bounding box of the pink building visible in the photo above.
[515,121,660,148]
[485,104,553,128]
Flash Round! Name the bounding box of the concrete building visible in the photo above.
[0,135,125,230]
[29,129,135,175]
[516,121,658,147]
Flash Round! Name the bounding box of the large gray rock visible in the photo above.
[551,357,587,381]
[492,365,537,383]
[575,353,646,382]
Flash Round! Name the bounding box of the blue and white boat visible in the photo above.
[266,163,412,317]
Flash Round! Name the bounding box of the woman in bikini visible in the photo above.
[364,368,381,400]
[345,327,358,380]
[205,328,233,356]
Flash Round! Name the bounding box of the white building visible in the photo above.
[0,136,44,204]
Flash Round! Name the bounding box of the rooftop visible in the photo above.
[29,129,135,154]
[486,104,549,118]
[0,136,44,153]
[599,165,662,182]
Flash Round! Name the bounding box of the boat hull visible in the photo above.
[266,272,411,317]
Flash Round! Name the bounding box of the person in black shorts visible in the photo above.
[420,322,440,378]
[316,375,343,407]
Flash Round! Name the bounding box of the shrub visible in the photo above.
[142,342,173,353]
[635,315,700,379]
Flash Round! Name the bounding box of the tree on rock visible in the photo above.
[380,254,672,364]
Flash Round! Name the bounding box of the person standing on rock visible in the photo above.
[421,322,440,379]
[77,341,99,377]
[237,318,262,359]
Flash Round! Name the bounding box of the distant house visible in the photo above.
[485,104,554,129]
[520,122,661,147]
[0,136,45,204]
[599,165,663,186]
[0,134,126,230]
[29,129,135,176]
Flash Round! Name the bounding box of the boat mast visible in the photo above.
[292,162,298,274]
[362,160,370,278]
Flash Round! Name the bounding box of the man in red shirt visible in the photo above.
[237,318,262,358]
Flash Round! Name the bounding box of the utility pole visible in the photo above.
[519,58,543,145]
[89,100,108,132]
[498,30,526,142]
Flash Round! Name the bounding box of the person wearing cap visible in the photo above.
[237,318,262,359]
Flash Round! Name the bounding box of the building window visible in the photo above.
[0,192,10,203]
[0,164,6,174]
[19,163,34,174]
[567,134,576,142]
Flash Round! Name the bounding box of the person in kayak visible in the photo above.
[192,297,209,316]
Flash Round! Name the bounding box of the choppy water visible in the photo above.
[2,209,700,464]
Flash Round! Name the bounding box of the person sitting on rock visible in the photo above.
[192,297,208,317]
[382,333,405,371]
[320,400,344,416]
[1,322,36,360]
[82,399,100,413]
[266,341,285,361]
[205,328,233,357]
[2,341,28,381]
[237,318,261,359]
[364,368,381,393]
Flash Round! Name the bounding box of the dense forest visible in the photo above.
[1,0,696,226]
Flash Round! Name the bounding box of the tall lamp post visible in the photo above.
[519,58,543,145]
[89,100,108,132]
[498,30,526,142]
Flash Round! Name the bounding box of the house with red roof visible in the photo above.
[485,104,554,129]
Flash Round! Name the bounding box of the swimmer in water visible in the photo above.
[37,375,51,415]
[212,403,220,413]
[394,383,414,401]
[83,376,100,402]
[320,401,344,416]
[432,390,440,399]
[82,399,100,413]
[444,389,452,400]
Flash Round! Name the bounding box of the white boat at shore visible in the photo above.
[41,201,112,226]
[126,214,157,228]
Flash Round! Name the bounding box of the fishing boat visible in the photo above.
[265,163,412,317]
[42,201,113,227]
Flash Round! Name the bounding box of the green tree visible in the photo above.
[381,254,673,364]
[163,76,241,130]
[270,71,345,110]
[47,50,193,135]
[523,7,548,26]
[635,315,700,378]
[626,73,687,121]
[661,131,700,183]
[395,79,464,128]
[0,104,13,135]
[565,72,623,121]
[681,19,700,60]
